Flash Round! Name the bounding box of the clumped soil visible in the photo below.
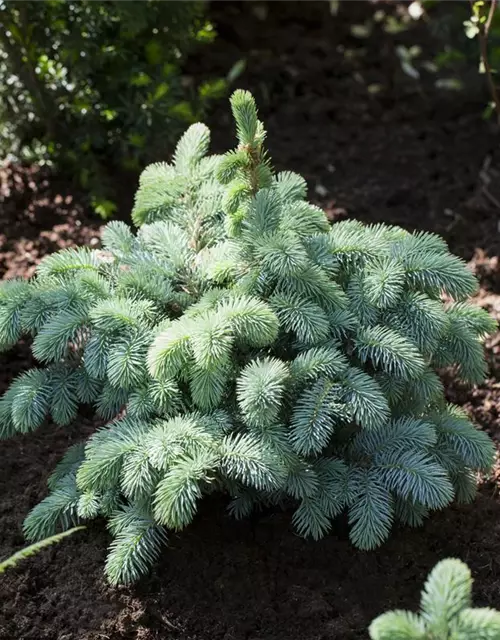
[2,2,500,639]
[0,164,101,280]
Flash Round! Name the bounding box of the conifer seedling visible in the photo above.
[0,91,496,584]
[370,558,500,640]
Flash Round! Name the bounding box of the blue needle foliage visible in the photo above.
[0,91,495,584]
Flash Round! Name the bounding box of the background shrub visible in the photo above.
[0,0,222,215]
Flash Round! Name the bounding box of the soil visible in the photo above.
[2,2,500,639]
[0,164,101,280]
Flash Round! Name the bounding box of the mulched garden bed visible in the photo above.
[2,3,500,639]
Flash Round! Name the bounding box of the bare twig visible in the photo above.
[485,0,498,34]
[471,0,500,123]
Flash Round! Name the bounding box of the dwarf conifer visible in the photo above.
[0,91,495,584]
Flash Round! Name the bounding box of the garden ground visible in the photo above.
[2,3,500,639]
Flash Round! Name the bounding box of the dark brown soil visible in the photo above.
[2,2,500,639]
[0,164,101,280]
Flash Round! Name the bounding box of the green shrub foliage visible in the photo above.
[0,0,218,212]
[0,91,495,584]
[369,558,500,639]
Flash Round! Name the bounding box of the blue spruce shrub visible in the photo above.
[0,91,496,584]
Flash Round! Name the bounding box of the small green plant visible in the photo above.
[0,526,85,574]
[0,91,495,584]
[369,558,500,639]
